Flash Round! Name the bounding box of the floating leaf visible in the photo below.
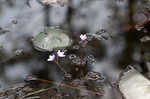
[33,27,72,52]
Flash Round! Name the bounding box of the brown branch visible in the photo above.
[35,77,103,96]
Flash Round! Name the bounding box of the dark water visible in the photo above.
[0,0,149,98]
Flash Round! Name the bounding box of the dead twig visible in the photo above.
[36,78,103,96]
[25,76,103,96]
[23,88,51,98]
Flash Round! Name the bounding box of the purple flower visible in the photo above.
[80,34,87,41]
[57,50,65,57]
[47,54,55,61]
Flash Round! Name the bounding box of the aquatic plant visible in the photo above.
[32,27,110,79]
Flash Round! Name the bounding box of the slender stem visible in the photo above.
[54,60,67,75]
[79,40,87,77]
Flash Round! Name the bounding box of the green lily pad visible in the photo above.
[33,27,72,52]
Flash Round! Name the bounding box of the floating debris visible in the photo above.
[85,72,104,82]
[32,27,72,52]
[119,67,150,99]
[86,29,112,41]
[39,0,69,6]
[95,29,112,40]
[140,36,150,42]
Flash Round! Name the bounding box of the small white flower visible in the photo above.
[80,34,87,41]
[57,50,65,57]
[47,54,55,61]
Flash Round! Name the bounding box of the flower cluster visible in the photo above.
[47,50,66,61]
[47,34,87,61]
